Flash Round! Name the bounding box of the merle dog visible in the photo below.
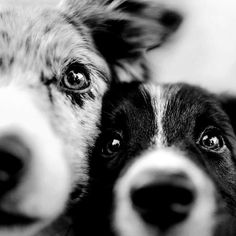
[0,0,171,235]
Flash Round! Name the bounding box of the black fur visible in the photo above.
[71,82,236,236]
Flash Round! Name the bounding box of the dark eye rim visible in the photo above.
[197,126,226,153]
[59,62,91,94]
[101,131,123,158]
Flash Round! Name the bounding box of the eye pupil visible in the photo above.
[202,135,219,148]
[60,63,91,93]
[107,139,121,154]
[101,132,123,158]
[67,71,79,84]
[199,128,224,152]
[66,71,85,87]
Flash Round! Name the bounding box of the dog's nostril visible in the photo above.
[130,175,195,231]
[0,135,30,195]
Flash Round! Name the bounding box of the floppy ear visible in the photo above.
[59,0,181,81]
[220,95,236,134]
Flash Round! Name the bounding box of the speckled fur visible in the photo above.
[0,0,165,235]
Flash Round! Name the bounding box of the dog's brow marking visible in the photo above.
[155,86,167,147]
[145,84,166,147]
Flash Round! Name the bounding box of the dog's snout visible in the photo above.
[130,172,195,231]
[0,135,30,195]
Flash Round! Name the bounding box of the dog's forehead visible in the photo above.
[0,8,109,78]
[143,83,224,147]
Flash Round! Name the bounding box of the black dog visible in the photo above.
[73,82,236,236]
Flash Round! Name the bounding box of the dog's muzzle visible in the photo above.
[114,148,217,236]
[130,171,195,230]
[0,88,70,236]
[0,135,29,195]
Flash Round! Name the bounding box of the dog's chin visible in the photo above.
[33,215,74,236]
[0,211,75,236]
[113,207,216,236]
[0,207,68,236]
[0,220,48,236]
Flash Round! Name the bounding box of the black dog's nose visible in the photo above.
[0,135,30,195]
[130,173,195,231]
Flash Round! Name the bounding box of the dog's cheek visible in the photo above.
[48,87,105,192]
[208,154,236,213]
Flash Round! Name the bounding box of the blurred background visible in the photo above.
[147,0,236,94]
[1,0,236,94]
[0,0,57,7]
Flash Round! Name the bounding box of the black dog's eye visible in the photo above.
[60,63,91,93]
[102,132,123,157]
[198,127,225,152]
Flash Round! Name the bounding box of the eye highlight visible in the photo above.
[198,127,225,152]
[60,63,91,93]
[101,132,123,158]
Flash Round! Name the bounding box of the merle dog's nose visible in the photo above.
[0,135,30,195]
[130,172,195,231]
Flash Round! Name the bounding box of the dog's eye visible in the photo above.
[60,63,91,93]
[102,132,123,157]
[198,127,225,152]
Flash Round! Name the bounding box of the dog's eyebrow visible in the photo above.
[86,63,110,84]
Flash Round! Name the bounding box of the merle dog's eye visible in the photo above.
[60,63,91,93]
[102,132,123,157]
[198,127,225,152]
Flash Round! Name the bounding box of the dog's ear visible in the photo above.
[59,0,182,81]
[220,96,236,134]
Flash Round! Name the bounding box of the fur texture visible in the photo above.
[75,82,236,236]
[0,0,165,235]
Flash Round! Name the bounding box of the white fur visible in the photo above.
[114,148,217,236]
[144,84,166,148]
[0,87,70,236]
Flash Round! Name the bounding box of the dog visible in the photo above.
[74,81,236,236]
[0,0,168,235]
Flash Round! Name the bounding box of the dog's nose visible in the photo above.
[0,135,30,195]
[130,172,195,231]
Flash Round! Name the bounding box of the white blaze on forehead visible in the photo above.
[143,84,181,148]
[143,84,166,148]
[114,148,217,236]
